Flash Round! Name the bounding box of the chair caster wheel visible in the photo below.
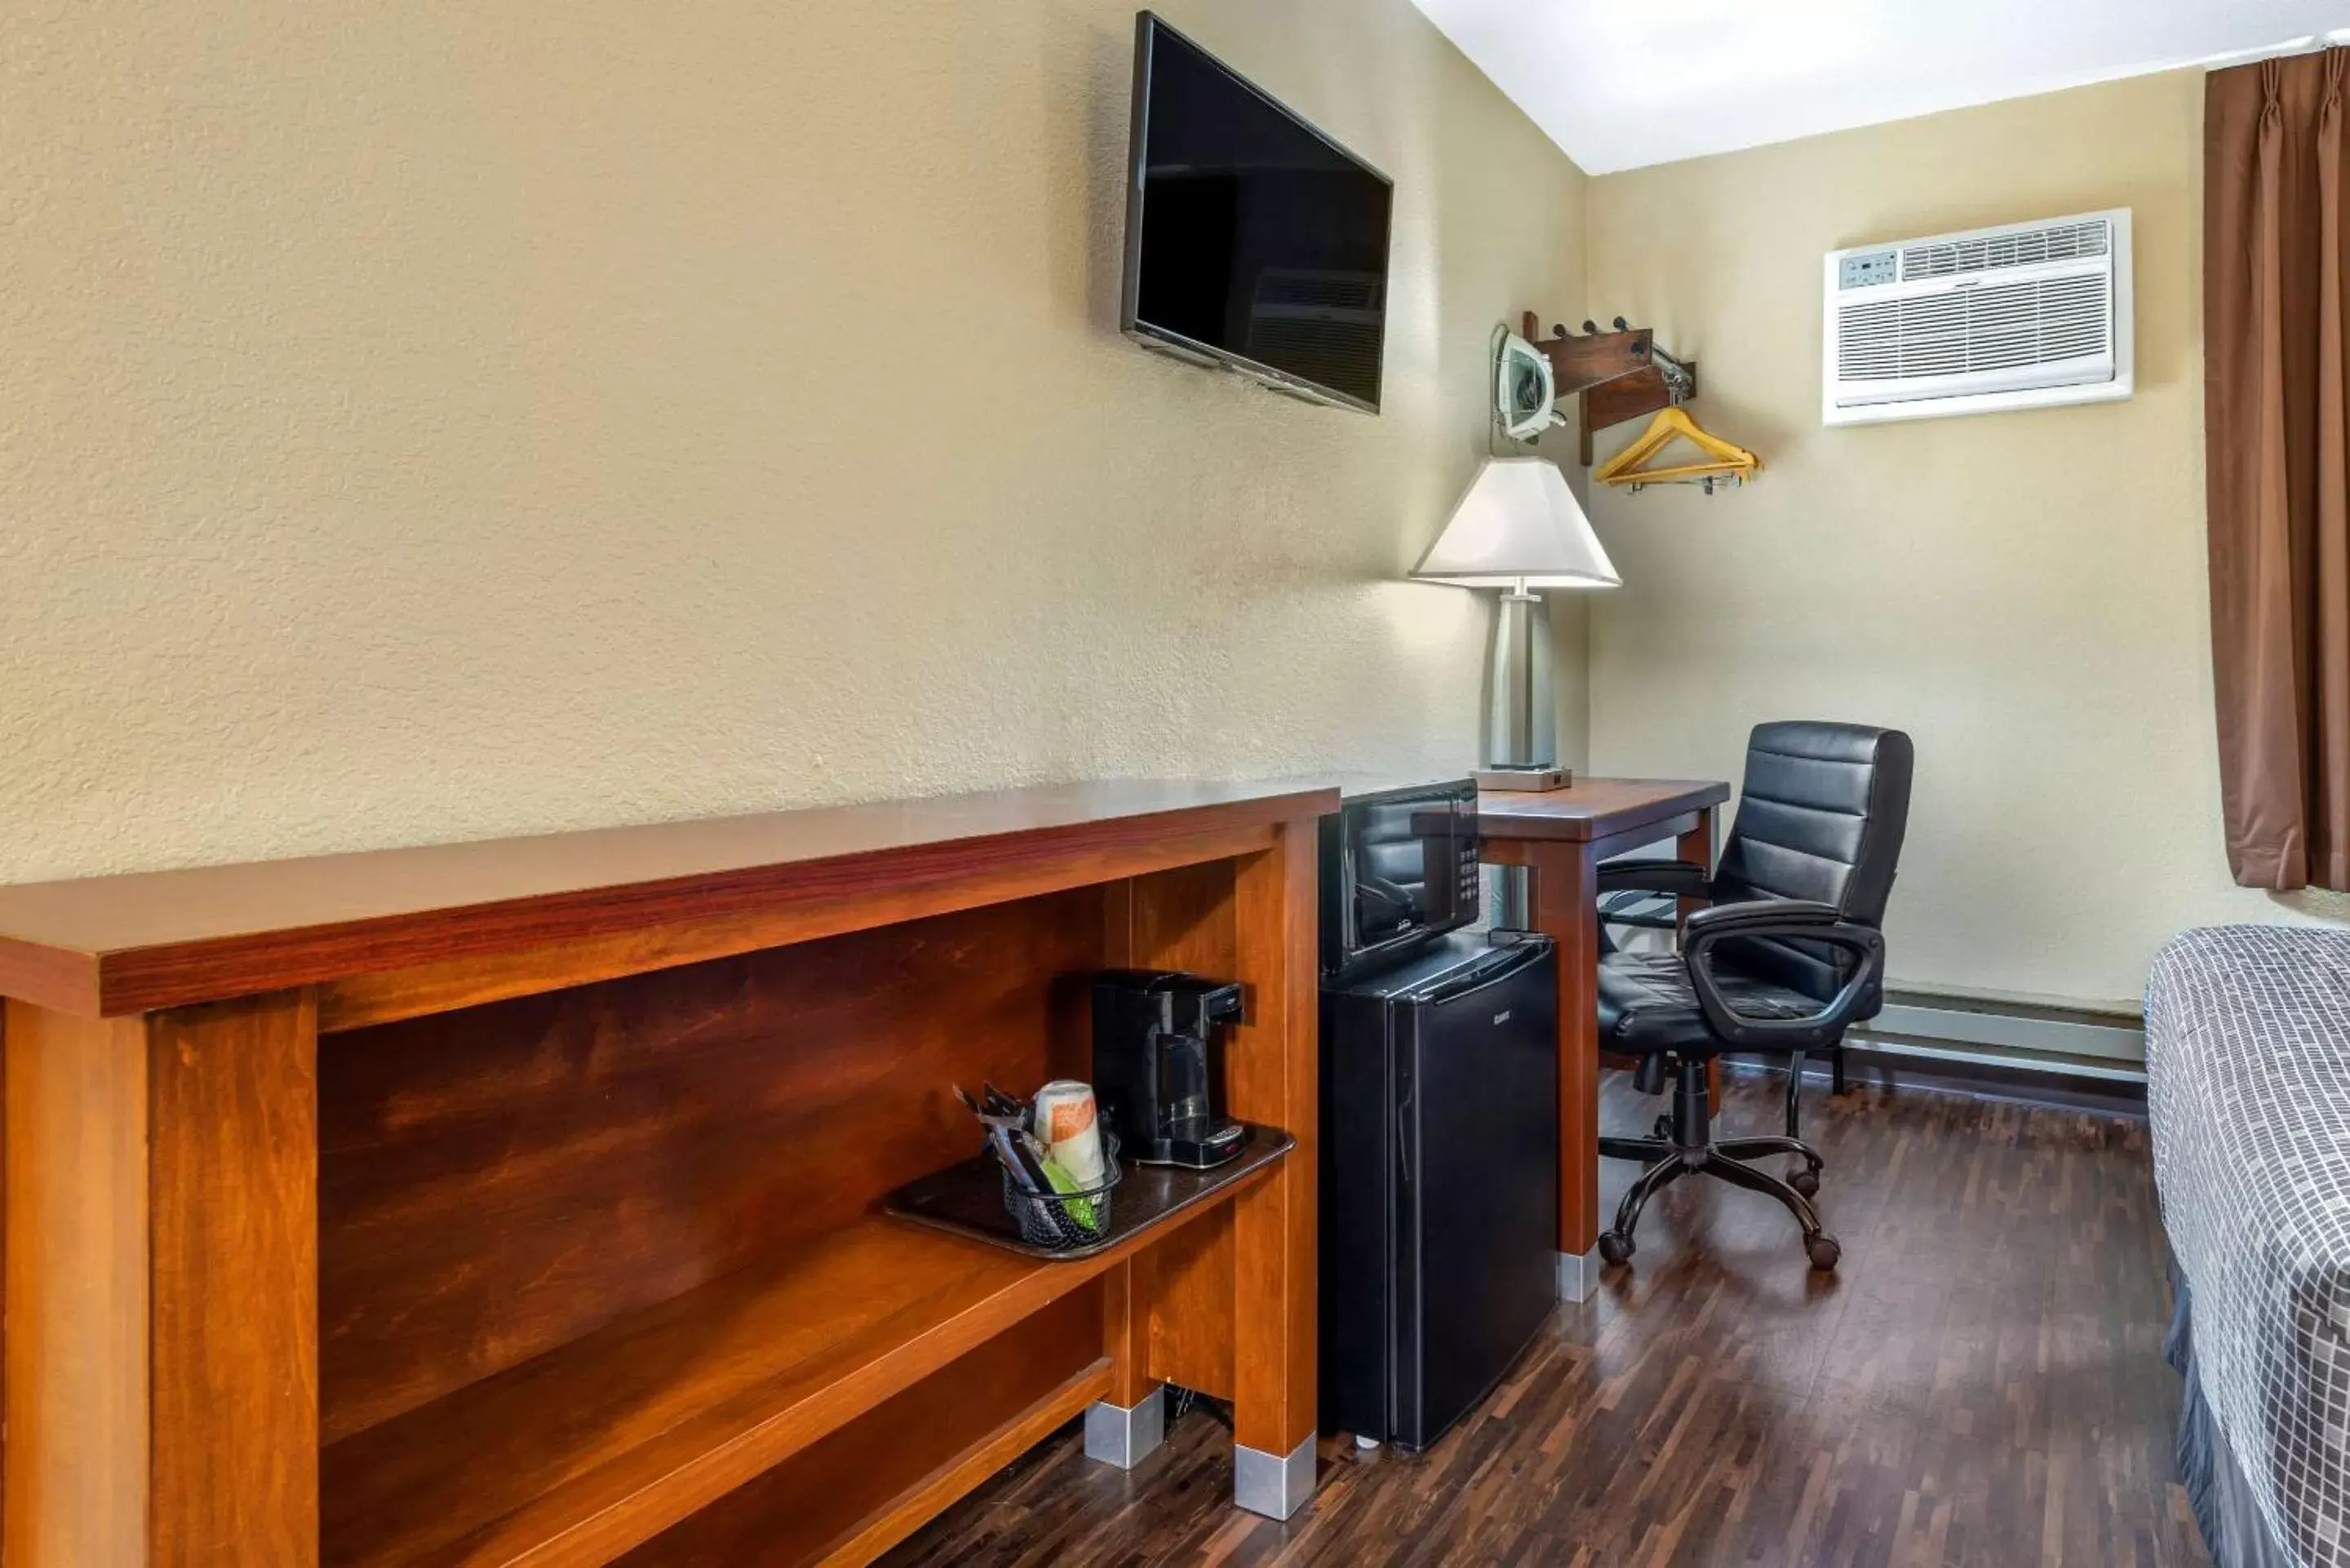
[1791,1168,1820,1198]
[1806,1234,1842,1271]
[1598,1231,1635,1266]
[1652,1114,1673,1142]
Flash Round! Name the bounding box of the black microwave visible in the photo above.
[1319,777,1481,982]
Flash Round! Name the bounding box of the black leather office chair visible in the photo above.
[1591,722,1913,1271]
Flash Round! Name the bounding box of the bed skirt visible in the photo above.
[2171,1261,2296,1568]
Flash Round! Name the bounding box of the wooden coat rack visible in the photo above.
[1520,312,1700,466]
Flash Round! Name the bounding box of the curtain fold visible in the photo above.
[2206,48,2350,891]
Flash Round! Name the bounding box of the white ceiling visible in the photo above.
[1410,0,2350,174]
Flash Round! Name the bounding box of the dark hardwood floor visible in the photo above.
[882,1070,2206,1567]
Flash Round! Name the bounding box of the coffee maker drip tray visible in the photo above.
[1153,1115,1248,1170]
[885,1123,1292,1262]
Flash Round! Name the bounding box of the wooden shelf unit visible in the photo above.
[0,780,1332,1568]
[321,1200,1263,1567]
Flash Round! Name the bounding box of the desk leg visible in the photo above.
[1228,821,1317,1520]
[1528,842,1601,1303]
[1674,804,1715,926]
[6,1003,152,1568]
[1086,1257,1165,1469]
[149,993,320,1568]
[1678,808,1723,1116]
[6,992,320,1568]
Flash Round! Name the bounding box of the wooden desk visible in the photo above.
[0,779,1334,1566]
[1475,778,1732,1299]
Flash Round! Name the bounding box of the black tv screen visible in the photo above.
[1121,13,1394,414]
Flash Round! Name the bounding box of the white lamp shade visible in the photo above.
[1409,457,1621,590]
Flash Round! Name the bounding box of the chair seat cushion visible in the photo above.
[1597,952,1823,1055]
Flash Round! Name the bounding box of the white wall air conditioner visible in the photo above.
[1823,209,2131,426]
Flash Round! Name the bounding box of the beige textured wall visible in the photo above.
[1585,69,2345,1009]
[0,0,1585,881]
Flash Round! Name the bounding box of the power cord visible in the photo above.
[1165,1384,1233,1434]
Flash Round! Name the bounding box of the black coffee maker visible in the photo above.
[1092,971,1247,1169]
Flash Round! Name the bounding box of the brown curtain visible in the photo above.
[2207,48,2350,891]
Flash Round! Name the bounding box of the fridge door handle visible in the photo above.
[1395,1083,1412,1189]
[1414,941,1544,1006]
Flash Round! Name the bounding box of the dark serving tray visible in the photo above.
[883,1123,1295,1262]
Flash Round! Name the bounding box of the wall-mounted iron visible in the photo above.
[1494,330,1564,441]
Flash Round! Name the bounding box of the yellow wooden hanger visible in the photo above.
[1594,406,1761,489]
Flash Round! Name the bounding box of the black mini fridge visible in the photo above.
[1320,929,1559,1451]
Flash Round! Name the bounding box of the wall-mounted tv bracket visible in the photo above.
[1519,312,1698,466]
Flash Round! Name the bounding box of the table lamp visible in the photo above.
[1411,456,1620,778]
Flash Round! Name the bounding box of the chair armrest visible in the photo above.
[1597,897,1680,932]
[1682,902,1886,1049]
[1596,857,1712,898]
[1682,898,1841,934]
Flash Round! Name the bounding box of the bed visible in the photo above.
[2147,924,2350,1568]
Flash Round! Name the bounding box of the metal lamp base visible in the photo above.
[1487,588,1556,931]
[1485,590,1556,771]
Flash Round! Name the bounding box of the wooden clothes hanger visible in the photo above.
[1594,406,1761,489]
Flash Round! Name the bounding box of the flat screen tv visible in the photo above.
[1121,12,1394,414]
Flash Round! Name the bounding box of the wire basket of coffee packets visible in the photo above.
[961,1082,1123,1252]
[1000,1132,1122,1250]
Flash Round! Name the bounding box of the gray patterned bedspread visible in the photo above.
[2148,925,2350,1568]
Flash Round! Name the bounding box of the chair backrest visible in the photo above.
[1713,721,1914,1003]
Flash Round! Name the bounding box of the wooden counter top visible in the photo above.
[0,774,1332,1563]
[0,779,1337,1017]
[1474,777,1729,843]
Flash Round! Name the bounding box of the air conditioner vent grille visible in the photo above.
[1900,219,2109,281]
[1837,273,2110,383]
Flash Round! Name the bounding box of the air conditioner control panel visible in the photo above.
[1838,250,1897,290]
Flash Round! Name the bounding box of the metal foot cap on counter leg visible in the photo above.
[1234,1434,1316,1520]
[1558,1246,1601,1303]
[1084,1386,1166,1470]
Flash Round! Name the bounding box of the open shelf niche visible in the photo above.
[310,850,1290,1567]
